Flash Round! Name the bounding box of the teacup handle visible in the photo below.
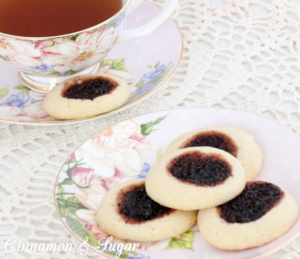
[119,0,178,42]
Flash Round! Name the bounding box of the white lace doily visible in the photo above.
[1,0,300,258]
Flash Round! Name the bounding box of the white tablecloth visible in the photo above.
[1,0,300,258]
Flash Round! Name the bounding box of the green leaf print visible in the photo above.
[65,69,78,75]
[65,168,73,178]
[135,81,144,89]
[65,158,76,164]
[58,186,65,199]
[0,55,6,61]
[84,231,99,246]
[66,196,80,203]
[156,148,163,160]
[65,197,81,216]
[100,59,127,72]
[62,160,87,185]
[0,85,9,99]
[56,195,83,217]
[66,216,87,237]
[14,85,30,95]
[49,71,60,76]
[64,34,80,41]
[59,178,73,186]
[166,231,194,250]
[57,202,69,217]
[140,115,167,136]
[66,216,100,246]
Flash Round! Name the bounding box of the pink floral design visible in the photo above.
[75,177,117,211]
[23,91,48,119]
[0,38,42,70]
[69,120,150,238]
[75,120,150,177]
[55,115,172,255]
[71,167,96,187]
[76,209,107,239]
[0,24,119,76]
[74,176,118,238]
[0,89,49,120]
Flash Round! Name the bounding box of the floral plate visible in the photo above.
[0,2,182,125]
[55,108,300,259]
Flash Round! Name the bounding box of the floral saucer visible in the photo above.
[54,108,300,259]
[0,2,182,125]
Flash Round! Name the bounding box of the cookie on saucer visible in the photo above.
[44,74,131,119]
[145,147,246,210]
[198,181,298,250]
[97,179,197,242]
[164,126,262,180]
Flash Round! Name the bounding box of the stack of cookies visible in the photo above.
[97,126,298,250]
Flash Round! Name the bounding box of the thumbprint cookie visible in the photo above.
[164,126,262,180]
[44,74,131,119]
[145,147,246,210]
[97,179,197,242]
[198,181,298,250]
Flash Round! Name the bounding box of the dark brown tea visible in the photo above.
[0,0,123,37]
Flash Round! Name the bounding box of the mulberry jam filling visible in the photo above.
[62,77,118,100]
[117,184,173,224]
[168,152,232,186]
[218,182,284,223]
[182,132,238,157]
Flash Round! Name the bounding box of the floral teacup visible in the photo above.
[0,0,177,92]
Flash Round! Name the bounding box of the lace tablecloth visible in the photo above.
[1,0,300,258]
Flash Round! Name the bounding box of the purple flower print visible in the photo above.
[1,92,30,109]
[108,13,126,28]
[141,63,171,82]
[127,253,150,259]
[30,64,54,73]
[134,163,151,179]
[133,82,155,97]
[31,99,40,104]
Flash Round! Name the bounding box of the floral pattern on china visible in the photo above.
[0,1,182,124]
[0,59,173,122]
[0,14,124,76]
[56,116,194,258]
[55,108,300,258]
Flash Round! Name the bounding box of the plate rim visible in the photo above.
[0,2,183,126]
[53,107,300,258]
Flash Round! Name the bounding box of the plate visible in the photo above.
[0,2,182,125]
[54,108,300,259]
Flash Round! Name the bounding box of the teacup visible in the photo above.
[0,0,177,92]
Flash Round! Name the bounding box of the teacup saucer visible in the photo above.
[54,108,300,258]
[0,1,182,125]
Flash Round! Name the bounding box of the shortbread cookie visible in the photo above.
[145,147,246,210]
[164,126,262,180]
[44,74,131,119]
[198,181,298,250]
[97,179,197,242]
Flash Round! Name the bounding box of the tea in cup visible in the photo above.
[0,0,177,92]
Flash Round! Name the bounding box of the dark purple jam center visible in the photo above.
[182,132,238,157]
[117,184,173,224]
[168,152,232,186]
[63,78,118,100]
[218,182,284,223]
